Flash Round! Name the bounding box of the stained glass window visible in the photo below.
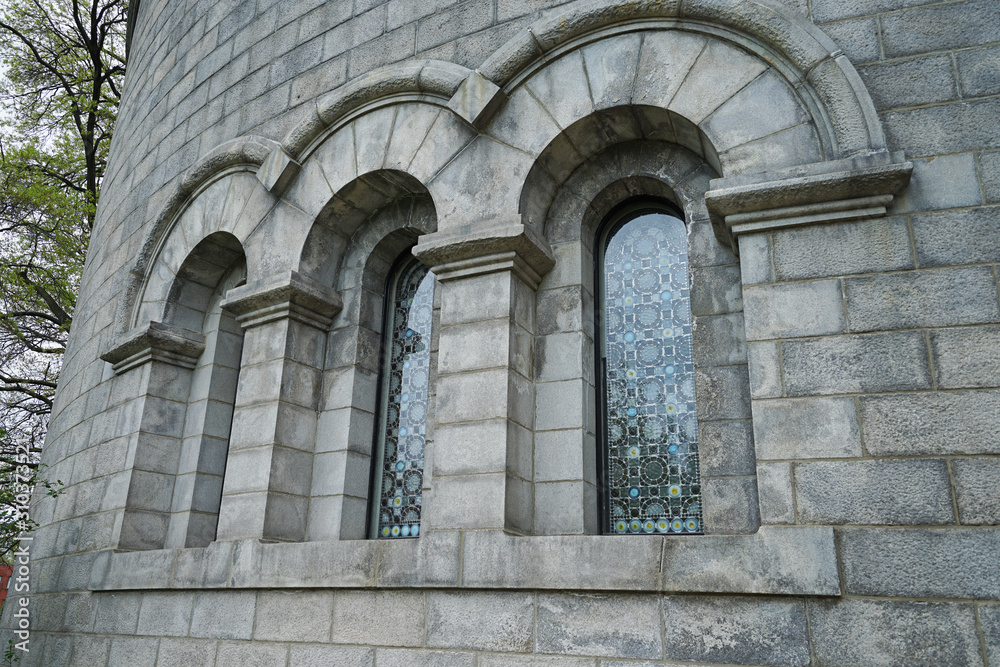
[598,205,702,535]
[370,256,434,539]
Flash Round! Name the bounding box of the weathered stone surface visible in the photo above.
[699,419,755,475]
[743,279,846,340]
[757,462,795,524]
[883,98,1000,158]
[537,593,661,659]
[661,596,809,666]
[809,599,982,667]
[818,16,881,64]
[839,527,1000,599]
[737,232,773,285]
[289,644,374,667]
[254,590,333,642]
[753,397,861,460]
[957,44,1000,97]
[770,217,914,280]
[881,0,1000,58]
[189,591,256,639]
[912,205,1000,267]
[895,152,982,213]
[858,54,957,111]
[794,459,955,525]
[981,151,1000,203]
[156,638,218,667]
[690,264,743,316]
[332,590,426,647]
[136,591,193,637]
[93,591,141,635]
[782,331,932,395]
[702,474,760,534]
[25,0,1000,664]
[108,637,158,667]
[692,312,747,366]
[426,591,534,652]
[747,341,782,398]
[982,604,1000,667]
[378,649,475,667]
[660,527,841,595]
[460,530,663,592]
[216,641,289,667]
[929,325,1000,389]
[860,390,1000,455]
[845,266,999,332]
[479,656,596,667]
[952,458,1000,525]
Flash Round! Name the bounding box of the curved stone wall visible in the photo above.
[7,0,1000,664]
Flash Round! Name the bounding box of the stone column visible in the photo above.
[413,218,553,534]
[215,272,342,542]
[100,322,205,550]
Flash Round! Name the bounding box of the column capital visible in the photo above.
[221,270,343,330]
[412,216,555,289]
[101,321,206,373]
[706,153,913,241]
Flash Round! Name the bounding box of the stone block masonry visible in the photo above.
[5,0,1000,665]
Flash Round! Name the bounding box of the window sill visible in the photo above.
[83,525,839,596]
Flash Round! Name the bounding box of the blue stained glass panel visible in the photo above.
[600,211,702,535]
[372,257,434,539]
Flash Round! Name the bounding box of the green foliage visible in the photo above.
[0,0,126,447]
[3,638,20,665]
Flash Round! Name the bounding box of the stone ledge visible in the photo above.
[100,321,206,373]
[86,526,840,596]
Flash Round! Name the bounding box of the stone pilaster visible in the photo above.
[706,154,913,529]
[413,218,553,533]
[100,322,206,550]
[215,271,342,542]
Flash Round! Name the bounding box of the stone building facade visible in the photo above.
[4,0,1000,664]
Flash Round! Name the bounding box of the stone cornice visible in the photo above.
[221,271,344,330]
[100,321,206,374]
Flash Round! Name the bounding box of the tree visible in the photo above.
[0,0,126,449]
[0,0,126,556]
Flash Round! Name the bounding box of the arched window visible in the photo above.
[597,201,702,535]
[369,255,435,538]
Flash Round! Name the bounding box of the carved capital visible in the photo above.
[221,271,343,330]
[101,321,206,373]
[412,217,555,290]
[706,153,913,239]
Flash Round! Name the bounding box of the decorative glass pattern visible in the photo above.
[600,210,702,535]
[372,257,434,539]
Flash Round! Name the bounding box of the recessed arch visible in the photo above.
[297,169,436,287]
[531,139,757,536]
[479,0,884,160]
[126,171,263,335]
[304,171,439,542]
[161,232,246,332]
